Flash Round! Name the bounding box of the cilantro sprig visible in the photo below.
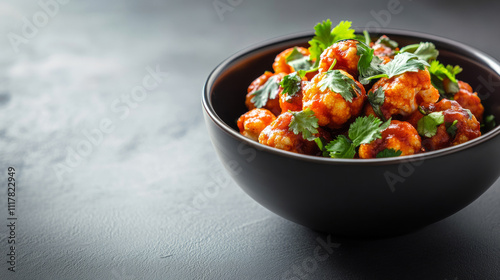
[382,53,429,77]
[285,47,314,72]
[279,72,302,101]
[465,108,473,119]
[318,70,362,102]
[374,35,398,50]
[376,148,402,158]
[323,115,391,158]
[361,52,430,83]
[428,60,463,99]
[399,42,439,62]
[308,20,356,66]
[357,40,384,84]
[348,115,391,146]
[325,135,356,158]
[445,120,459,137]
[367,87,386,121]
[485,115,496,126]
[417,111,444,137]
[251,75,280,108]
[417,108,474,138]
[288,109,319,141]
[481,114,497,133]
[362,30,371,45]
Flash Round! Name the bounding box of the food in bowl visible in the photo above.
[237,20,496,159]
[203,24,500,237]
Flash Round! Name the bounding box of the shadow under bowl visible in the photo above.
[202,28,500,238]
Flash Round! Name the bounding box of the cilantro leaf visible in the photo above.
[349,115,391,146]
[367,87,386,121]
[297,67,319,79]
[310,20,334,50]
[417,111,444,137]
[429,60,463,98]
[286,47,314,72]
[465,108,473,119]
[308,20,356,63]
[444,81,460,96]
[485,114,496,125]
[318,70,362,102]
[429,60,461,82]
[288,109,319,141]
[357,40,384,85]
[363,30,371,45]
[446,64,463,76]
[375,35,398,49]
[314,137,330,157]
[362,53,429,82]
[380,52,430,78]
[331,20,356,41]
[418,105,429,116]
[322,115,391,159]
[445,120,458,137]
[280,72,302,100]
[399,42,439,62]
[251,76,280,108]
[286,47,306,62]
[308,20,334,64]
[308,44,323,69]
[398,44,419,53]
[376,148,402,158]
[325,135,356,159]
[481,114,496,133]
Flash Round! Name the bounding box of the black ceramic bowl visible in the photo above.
[202,29,500,237]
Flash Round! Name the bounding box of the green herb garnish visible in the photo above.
[445,120,459,137]
[285,47,314,72]
[325,135,356,158]
[375,35,398,49]
[357,40,384,85]
[362,52,430,83]
[279,72,302,101]
[318,70,362,102]
[428,60,462,99]
[367,87,386,121]
[481,114,496,133]
[376,148,402,158]
[417,111,444,137]
[251,75,280,108]
[465,109,474,119]
[308,20,356,66]
[289,109,319,141]
[324,115,391,158]
[399,42,439,62]
[362,30,371,45]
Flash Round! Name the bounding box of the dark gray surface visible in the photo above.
[0,0,499,279]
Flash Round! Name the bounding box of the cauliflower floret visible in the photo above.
[245,72,285,116]
[303,70,366,129]
[237,108,276,141]
[359,120,422,159]
[272,47,310,74]
[279,80,305,113]
[365,69,440,119]
[453,80,484,122]
[318,39,360,77]
[258,112,328,155]
[407,99,481,151]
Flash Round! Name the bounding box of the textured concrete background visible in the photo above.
[0,0,499,279]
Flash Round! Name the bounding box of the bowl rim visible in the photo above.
[203,28,500,166]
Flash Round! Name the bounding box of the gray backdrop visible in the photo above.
[0,0,499,279]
